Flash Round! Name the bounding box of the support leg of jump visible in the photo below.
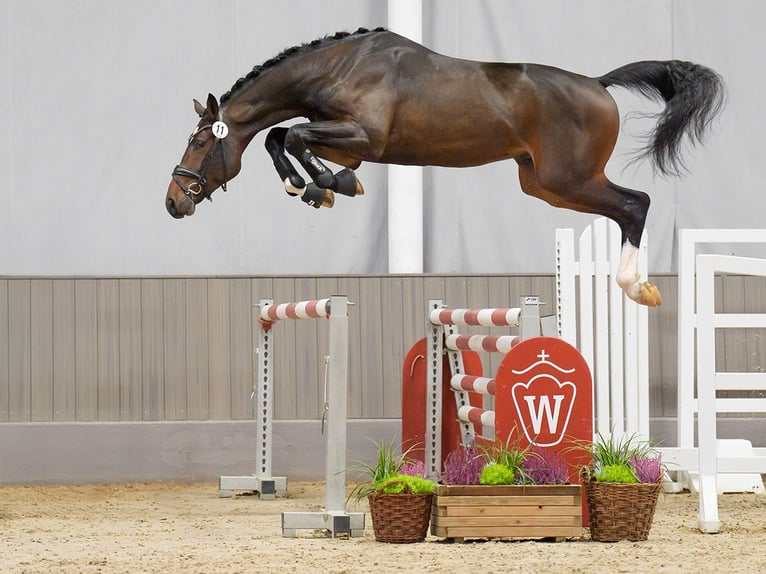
[279,296,365,538]
[219,298,287,499]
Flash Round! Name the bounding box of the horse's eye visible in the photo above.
[192,138,205,149]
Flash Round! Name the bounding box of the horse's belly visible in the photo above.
[381,131,523,168]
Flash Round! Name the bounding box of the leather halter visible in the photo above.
[171,123,227,201]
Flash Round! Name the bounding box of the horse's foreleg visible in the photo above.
[284,120,368,198]
[264,127,334,208]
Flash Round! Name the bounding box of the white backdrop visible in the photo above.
[1,0,764,276]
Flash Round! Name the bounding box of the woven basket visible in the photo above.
[367,484,434,543]
[584,476,662,542]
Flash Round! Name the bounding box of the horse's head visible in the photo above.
[166,93,241,218]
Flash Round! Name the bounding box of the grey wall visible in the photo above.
[2,1,766,277]
[1,272,765,425]
[1,272,764,485]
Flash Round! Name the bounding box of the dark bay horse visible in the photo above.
[166,28,725,306]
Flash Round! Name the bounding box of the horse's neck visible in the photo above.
[222,64,317,152]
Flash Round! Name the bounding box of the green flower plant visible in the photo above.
[479,462,516,485]
[478,430,531,484]
[573,432,663,484]
[346,438,436,503]
[377,474,438,494]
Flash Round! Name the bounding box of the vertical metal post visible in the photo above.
[426,299,444,479]
[219,298,285,499]
[325,295,348,512]
[519,296,541,340]
[256,299,274,482]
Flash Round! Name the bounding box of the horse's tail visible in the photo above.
[598,60,726,176]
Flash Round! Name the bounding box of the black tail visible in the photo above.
[599,60,726,176]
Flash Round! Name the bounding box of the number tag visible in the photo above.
[212,121,229,139]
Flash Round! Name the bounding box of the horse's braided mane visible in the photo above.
[220,27,386,104]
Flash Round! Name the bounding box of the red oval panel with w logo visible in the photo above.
[495,337,593,486]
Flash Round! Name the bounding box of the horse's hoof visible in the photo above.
[302,184,335,208]
[638,282,662,306]
[333,168,364,197]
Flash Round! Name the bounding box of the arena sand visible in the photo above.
[1,481,765,573]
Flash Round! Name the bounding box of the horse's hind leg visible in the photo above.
[518,160,662,306]
[603,180,663,306]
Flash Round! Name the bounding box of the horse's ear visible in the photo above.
[206,93,220,120]
[193,98,206,117]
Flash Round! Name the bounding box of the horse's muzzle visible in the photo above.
[166,195,195,219]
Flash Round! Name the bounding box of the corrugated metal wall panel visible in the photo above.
[140,279,165,420]
[97,280,120,420]
[8,280,31,422]
[207,278,232,420]
[52,280,76,421]
[0,280,9,421]
[162,279,187,420]
[75,280,98,420]
[0,274,764,424]
[119,279,143,421]
[30,280,53,422]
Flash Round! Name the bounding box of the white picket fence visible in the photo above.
[557,221,766,533]
[556,217,650,440]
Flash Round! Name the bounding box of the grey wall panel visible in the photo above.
[359,278,386,418]
[30,280,53,421]
[75,280,98,420]
[229,278,254,420]
[97,280,120,420]
[52,280,76,421]
[140,279,165,420]
[337,277,364,418]
[207,279,232,420]
[0,280,8,420]
[162,279,187,420]
[185,279,210,420]
[8,280,30,421]
[381,278,406,418]
[118,279,143,420]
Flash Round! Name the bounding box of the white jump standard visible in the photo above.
[219,296,364,538]
[274,296,364,538]
[218,298,287,500]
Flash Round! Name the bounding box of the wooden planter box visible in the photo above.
[431,484,584,541]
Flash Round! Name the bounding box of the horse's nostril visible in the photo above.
[166,197,177,216]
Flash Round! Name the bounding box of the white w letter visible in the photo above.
[523,395,565,434]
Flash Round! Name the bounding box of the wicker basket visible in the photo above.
[367,486,434,543]
[584,476,662,542]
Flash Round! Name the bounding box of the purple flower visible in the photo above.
[630,455,663,483]
[441,445,485,485]
[400,459,427,479]
[522,446,569,485]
